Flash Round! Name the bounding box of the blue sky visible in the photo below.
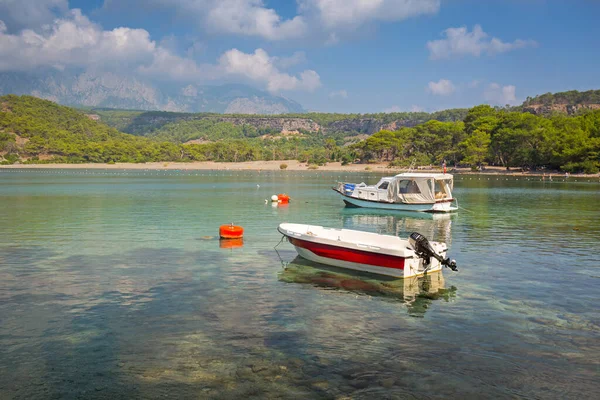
[0,0,599,112]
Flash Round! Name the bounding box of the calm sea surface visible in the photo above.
[0,169,598,399]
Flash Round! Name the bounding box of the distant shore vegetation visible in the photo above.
[1,94,599,173]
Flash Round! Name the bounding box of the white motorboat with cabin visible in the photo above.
[333,172,458,213]
[277,223,458,279]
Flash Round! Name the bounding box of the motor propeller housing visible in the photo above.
[409,232,458,271]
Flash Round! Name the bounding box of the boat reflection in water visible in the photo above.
[339,208,454,246]
[278,257,456,317]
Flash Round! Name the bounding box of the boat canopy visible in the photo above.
[387,174,453,204]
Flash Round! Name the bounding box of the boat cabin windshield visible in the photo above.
[399,180,421,194]
[386,174,454,204]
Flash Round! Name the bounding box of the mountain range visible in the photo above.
[0,71,304,115]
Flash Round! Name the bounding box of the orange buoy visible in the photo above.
[277,193,290,204]
[219,223,244,239]
[219,238,244,249]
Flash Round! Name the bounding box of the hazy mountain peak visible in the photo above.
[0,71,305,114]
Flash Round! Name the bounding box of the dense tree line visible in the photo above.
[523,89,600,107]
[1,95,598,172]
[0,95,182,164]
[0,95,350,165]
[93,107,469,136]
[352,105,600,173]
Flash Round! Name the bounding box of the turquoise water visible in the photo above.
[0,169,598,399]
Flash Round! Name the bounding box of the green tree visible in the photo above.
[460,129,490,167]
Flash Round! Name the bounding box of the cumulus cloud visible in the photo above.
[0,9,321,92]
[428,79,455,96]
[104,0,307,41]
[0,10,156,71]
[300,0,440,29]
[103,0,439,42]
[484,83,517,105]
[137,48,207,82]
[205,0,307,40]
[329,90,348,99]
[0,0,69,32]
[427,25,537,60]
[218,48,321,93]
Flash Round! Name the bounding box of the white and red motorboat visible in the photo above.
[277,223,458,279]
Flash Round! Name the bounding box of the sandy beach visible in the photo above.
[1,160,598,177]
[0,160,388,172]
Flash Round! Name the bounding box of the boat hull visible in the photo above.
[339,191,457,213]
[279,225,444,279]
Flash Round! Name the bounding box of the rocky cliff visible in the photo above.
[216,117,321,132]
[326,118,422,134]
[117,112,426,136]
[523,103,600,115]
[521,89,600,115]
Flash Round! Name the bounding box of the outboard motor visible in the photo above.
[409,232,458,271]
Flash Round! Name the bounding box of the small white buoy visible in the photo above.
[271,195,278,202]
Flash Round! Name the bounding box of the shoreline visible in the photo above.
[1,160,598,177]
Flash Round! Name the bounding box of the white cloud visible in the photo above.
[428,79,455,96]
[0,10,322,92]
[427,25,537,60]
[0,10,156,71]
[0,0,69,32]
[299,70,322,92]
[103,0,439,43]
[218,48,321,93]
[206,0,307,40]
[104,0,307,41]
[137,48,207,82]
[484,83,517,105]
[186,40,206,59]
[329,90,348,99]
[300,0,440,29]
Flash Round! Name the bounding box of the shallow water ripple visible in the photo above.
[0,171,598,399]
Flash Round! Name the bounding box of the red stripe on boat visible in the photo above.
[289,237,405,270]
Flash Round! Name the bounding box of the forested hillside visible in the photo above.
[0,95,352,164]
[354,105,600,173]
[1,95,599,173]
[91,108,469,139]
[522,89,600,116]
[0,95,181,163]
[523,89,600,106]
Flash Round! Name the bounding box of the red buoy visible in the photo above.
[277,193,290,204]
[219,223,244,239]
